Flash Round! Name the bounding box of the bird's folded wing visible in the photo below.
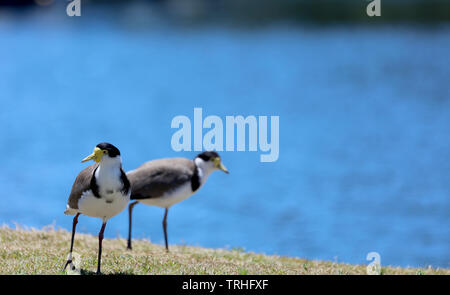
[66,163,99,210]
[128,158,195,200]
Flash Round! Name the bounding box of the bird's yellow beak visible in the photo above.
[81,147,105,163]
[214,157,229,174]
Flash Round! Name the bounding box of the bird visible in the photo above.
[63,142,130,274]
[126,151,229,251]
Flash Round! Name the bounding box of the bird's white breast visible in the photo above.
[77,162,129,221]
[138,182,194,209]
[78,189,130,221]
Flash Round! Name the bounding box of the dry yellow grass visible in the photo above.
[0,226,448,275]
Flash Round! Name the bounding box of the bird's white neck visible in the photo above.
[98,155,122,173]
[95,155,123,192]
[194,157,215,186]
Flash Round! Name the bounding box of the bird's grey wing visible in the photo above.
[128,159,195,200]
[67,163,99,210]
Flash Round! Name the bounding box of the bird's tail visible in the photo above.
[64,205,78,215]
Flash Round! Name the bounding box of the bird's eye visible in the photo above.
[103,150,107,154]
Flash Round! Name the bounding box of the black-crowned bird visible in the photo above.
[126,151,229,251]
[63,142,130,274]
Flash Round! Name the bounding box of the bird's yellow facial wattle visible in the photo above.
[214,157,229,174]
[81,147,107,163]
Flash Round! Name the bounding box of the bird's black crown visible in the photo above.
[196,151,219,161]
[96,142,121,157]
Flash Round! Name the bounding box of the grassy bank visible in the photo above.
[0,226,448,275]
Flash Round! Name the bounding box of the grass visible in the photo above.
[0,226,448,275]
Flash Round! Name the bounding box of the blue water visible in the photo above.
[0,10,449,269]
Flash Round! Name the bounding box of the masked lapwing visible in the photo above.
[126,151,229,251]
[63,142,130,274]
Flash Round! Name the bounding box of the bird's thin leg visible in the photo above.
[97,221,107,275]
[63,213,80,272]
[163,208,169,252]
[127,201,139,250]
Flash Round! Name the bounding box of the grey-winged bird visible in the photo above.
[126,151,228,251]
[63,142,130,274]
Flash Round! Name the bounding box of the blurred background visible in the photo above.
[0,0,449,269]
